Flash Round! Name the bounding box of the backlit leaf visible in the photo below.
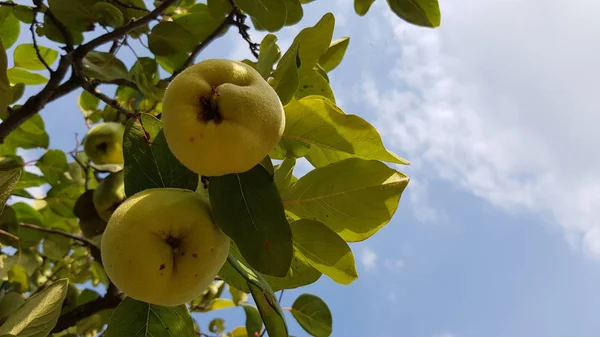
[36,149,68,186]
[6,68,48,85]
[13,44,58,71]
[354,0,376,16]
[291,294,332,337]
[318,37,350,72]
[235,0,286,32]
[0,168,20,214]
[83,51,129,81]
[387,0,441,27]
[148,22,197,56]
[0,7,20,49]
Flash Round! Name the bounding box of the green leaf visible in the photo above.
[0,7,20,49]
[12,5,35,24]
[83,51,129,81]
[36,149,68,186]
[0,168,20,214]
[38,13,84,45]
[387,0,441,27]
[7,265,28,293]
[207,0,232,18]
[6,68,48,85]
[280,96,408,166]
[4,114,49,149]
[78,89,101,120]
[10,83,24,104]
[235,0,286,32]
[296,70,335,102]
[209,164,293,277]
[270,45,299,105]
[123,113,198,196]
[0,292,25,321]
[174,10,226,43]
[318,37,350,72]
[291,294,332,337]
[10,203,44,248]
[226,253,289,337]
[46,183,84,217]
[241,303,262,336]
[48,0,96,31]
[148,22,198,56]
[131,57,164,100]
[14,171,45,190]
[93,2,124,28]
[13,44,58,71]
[0,279,68,336]
[273,157,296,192]
[256,34,281,79]
[355,0,376,16]
[262,248,321,291]
[105,297,194,337]
[1,40,11,116]
[282,158,409,242]
[291,219,357,285]
[42,232,72,260]
[283,0,303,26]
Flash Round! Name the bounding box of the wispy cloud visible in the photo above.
[358,0,600,258]
[359,247,377,270]
[383,258,404,273]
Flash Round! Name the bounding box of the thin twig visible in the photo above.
[18,223,97,249]
[227,0,259,58]
[81,81,137,119]
[169,11,235,80]
[34,0,73,52]
[278,289,285,303]
[29,11,53,73]
[90,78,140,92]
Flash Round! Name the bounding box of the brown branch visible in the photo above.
[30,10,53,73]
[18,223,100,258]
[81,81,137,119]
[169,11,236,80]
[52,283,124,333]
[0,0,179,143]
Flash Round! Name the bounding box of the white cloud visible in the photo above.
[383,258,404,273]
[358,0,600,257]
[359,247,377,270]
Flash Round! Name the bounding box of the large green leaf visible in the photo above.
[48,0,97,31]
[209,164,293,277]
[123,113,198,197]
[13,44,58,71]
[0,7,20,49]
[262,248,321,291]
[290,294,332,337]
[4,114,49,149]
[387,0,441,27]
[93,2,124,28]
[0,279,68,336]
[354,0,376,16]
[6,68,48,85]
[10,203,44,248]
[279,96,408,167]
[318,37,350,72]
[0,40,11,116]
[46,183,84,217]
[0,168,20,214]
[226,253,289,337]
[296,70,335,102]
[42,232,72,260]
[256,34,281,79]
[82,51,129,81]
[105,297,194,337]
[273,157,297,193]
[282,158,409,242]
[207,0,232,18]
[235,0,286,32]
[38,13,84,45]
[14,171,46,190]
[36,149,68,186]
[270,45,299,105]
[241,303,262,336]
[148,21,197,56]
[290,219,357,285]
[283,0,303,26]
[174,9,225,42]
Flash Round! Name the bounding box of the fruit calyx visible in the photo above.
[198,86,222,124]
[165,235,181,249]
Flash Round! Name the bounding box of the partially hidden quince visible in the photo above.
[83,122,125,165]
[93,170,125,222]
[162,58,285,177]
[100,188,230,306]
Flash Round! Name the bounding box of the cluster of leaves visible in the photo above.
[0,0,440,336]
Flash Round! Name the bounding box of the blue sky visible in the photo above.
[6,0,600,336]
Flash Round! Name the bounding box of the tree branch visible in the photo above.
[0,0,180,143]
[52,283,124,333]
[34,0,73,52]
[18,223,101,258]
[30,10,53,73]
[82,81,137,119]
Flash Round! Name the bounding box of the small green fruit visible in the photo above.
[93,171,126,222]
[83,122,125,165]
